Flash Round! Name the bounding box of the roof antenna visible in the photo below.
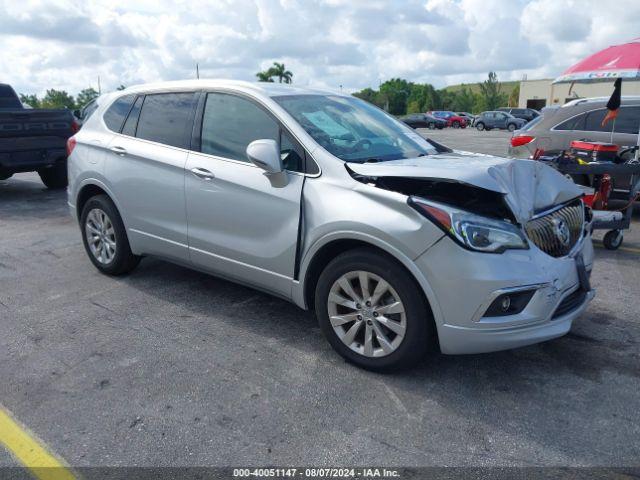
[196,63,200,80]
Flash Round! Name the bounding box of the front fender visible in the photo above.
[292,230,446,330]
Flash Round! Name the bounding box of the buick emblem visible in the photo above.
[552,218,571,246]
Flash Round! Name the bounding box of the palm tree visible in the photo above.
[269,62,293,84]
[256,71,274,82]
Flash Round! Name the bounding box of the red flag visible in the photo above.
[601,78,622,127]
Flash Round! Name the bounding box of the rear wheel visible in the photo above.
[452,121,460,129]
[38,161,67,189]
[315,248,432,371]
[508,123,517,132]
[476,122,485,131]
[80,195,140,275]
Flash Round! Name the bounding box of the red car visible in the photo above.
[428,111,467,128]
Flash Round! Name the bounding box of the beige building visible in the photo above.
[518,78,640,109]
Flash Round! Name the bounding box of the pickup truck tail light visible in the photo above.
[510,135,535,148]
[66,137,77,156]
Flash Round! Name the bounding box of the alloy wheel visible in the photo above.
[85,208,117,264]
[327,270,407,358]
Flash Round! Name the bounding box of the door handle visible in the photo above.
[191,167,215,180]
[110,146,127,156]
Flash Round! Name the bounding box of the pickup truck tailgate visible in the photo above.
[0,109,74,172]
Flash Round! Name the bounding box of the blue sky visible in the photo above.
[1,0,638,96]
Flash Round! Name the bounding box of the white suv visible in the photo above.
[67,80,594,370]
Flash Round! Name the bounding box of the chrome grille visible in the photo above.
[525,200,584,257]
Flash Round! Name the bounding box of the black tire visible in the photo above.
[80,194,140,275]
[428,122,435,130]
[38,161,68,189]
[603,230,623,250]
[507,123,517,132]
[315,248,433,371]
[452,121,460,129]
[476,122,485,131]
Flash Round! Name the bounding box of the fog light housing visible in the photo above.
[483,290,536,317]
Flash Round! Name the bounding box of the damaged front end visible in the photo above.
[346,153,588,256]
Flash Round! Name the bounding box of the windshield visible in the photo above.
[274,94,437,162]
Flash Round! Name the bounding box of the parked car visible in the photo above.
[456,112,476,125]
[509,96,640,197]
[0,83,77,188]
[475,111,527,132]
[428,111,467,128]
[399,113,446,129]
[498,107,540,123]
[68,80,594,371]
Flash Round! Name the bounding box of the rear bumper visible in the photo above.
[0,148,66,173]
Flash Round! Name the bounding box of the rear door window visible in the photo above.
[135,93,197,148]
[103,95,135,132]
[555,113,585,131]
[614,106,640,135]
[584,109,610,132]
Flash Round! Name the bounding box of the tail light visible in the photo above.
[510,135,535,148]
[71,120,80,134]
[66,137,77,156]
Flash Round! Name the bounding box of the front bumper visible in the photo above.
[415,234,595,354]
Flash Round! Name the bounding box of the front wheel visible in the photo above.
[476,122,485,131]
[315,248,433,371]
[452,121,460,129]
[80,195,140,275]
[428,122,435,130]
[38,161,67,189]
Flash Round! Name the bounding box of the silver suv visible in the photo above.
[68,80,594,370]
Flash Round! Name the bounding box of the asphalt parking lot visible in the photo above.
[1,128,639,470]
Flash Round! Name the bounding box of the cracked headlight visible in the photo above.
[409,196,529,253]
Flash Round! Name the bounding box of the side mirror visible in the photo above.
[246,139,283,174]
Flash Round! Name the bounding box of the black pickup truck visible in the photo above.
[0,83,77,189]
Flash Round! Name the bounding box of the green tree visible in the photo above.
[76,87,99,108]
[352,87,381,107]
[40,89,76,110]
[255,71,274,82]
[269,62,293,84]
[379,78,411,114]
[508,83,520,107]
[450,87,479,113]
[19,93,40,108]
[479,72,507,110]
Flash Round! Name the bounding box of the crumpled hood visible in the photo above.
[347,151,583,222]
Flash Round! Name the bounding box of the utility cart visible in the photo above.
[553,159,640,250]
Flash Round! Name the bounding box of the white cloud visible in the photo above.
[0,0,638,97]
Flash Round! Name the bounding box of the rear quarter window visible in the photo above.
[103,95,136,132]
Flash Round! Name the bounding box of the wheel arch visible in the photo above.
[296,232,444,332]
[74,179,123,223]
